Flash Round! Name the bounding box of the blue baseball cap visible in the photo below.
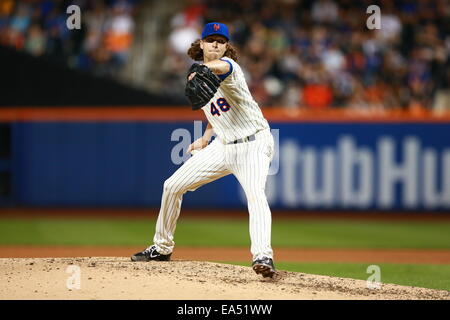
[201,22,230,41]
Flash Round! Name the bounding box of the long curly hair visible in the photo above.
[187,39,239,61]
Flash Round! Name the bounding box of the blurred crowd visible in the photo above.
[0,0,138,77]
[163,0,450,112]
[1,0,449,112]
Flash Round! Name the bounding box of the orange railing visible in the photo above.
[0,107,450,123]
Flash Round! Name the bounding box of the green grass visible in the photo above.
[0,217,450,248]
[225,261,450,291]
[1,217,449,291]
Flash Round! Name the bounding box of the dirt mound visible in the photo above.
[0,257,448,300]
[2,246,450,264]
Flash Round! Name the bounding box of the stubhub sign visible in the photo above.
[260,133,450,210]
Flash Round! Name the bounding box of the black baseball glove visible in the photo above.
[185,63,222,110]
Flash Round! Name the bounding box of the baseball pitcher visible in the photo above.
[131,22,276,278]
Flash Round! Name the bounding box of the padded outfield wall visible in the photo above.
[1,108,449,211]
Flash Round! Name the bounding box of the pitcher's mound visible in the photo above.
[0,257,448,300]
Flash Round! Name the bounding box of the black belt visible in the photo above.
[229,134,256,144]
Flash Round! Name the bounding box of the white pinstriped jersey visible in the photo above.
[201,57,270,144]
[152,57,275,262]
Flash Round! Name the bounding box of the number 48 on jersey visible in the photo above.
[210,98,231,116]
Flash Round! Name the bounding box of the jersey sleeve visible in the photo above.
[218,57,235,81]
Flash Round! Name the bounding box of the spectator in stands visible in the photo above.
[161,0,204,96]
[311,0,339,25]
[3,2,32,50]
[24,23,45,56]
[102,1,135,76]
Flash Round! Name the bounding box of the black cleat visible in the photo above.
[131,245,172,262]
[252,257,276,278]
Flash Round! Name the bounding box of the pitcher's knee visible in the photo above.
[246,191,268,205]
[163,178,184,195]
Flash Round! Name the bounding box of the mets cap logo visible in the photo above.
[213,24,220,31]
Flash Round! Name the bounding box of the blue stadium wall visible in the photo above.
[4,121,450,210]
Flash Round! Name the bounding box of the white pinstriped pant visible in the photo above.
[153,128,275,260]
